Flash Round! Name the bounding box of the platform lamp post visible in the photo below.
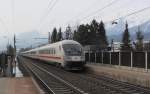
[143,25,150,71]
[14,34,16,56]
[13,34,17,77]
[88,29,91,63]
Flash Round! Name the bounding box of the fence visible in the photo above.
[85,51,150,71]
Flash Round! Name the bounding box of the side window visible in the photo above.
[53,48,55,54]
[50,48,52,54]
[48,48,56,55]
[49,50,50,54]
[59,46,61,51]
[54,49,56,54]
[52,49,54,54]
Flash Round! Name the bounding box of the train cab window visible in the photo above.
[63,44,82,56]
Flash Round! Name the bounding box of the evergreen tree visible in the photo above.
[65,25,72,40]
[121,22,132,51]
[73,30,77,40]
[57,28,62,41]
[51,27,57,43]
[90,19,98,44]
[135,27,144,51]
[76,24,89,45]
[48,32,51,44]
[98,21,108,50]
[73,19,108,50]
[7,45,14,55]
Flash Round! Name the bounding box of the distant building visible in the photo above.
[111,42,122,52]
[144,41,150,51]
[132,40,150,51]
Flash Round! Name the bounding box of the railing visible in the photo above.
[85,51,150,71]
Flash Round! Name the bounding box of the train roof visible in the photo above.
[22,40,81,53]
[57,40,80,45]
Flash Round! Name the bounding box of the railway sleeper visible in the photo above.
[54,91,74,94]
[54,89,72,92]
[50,85,67,88]
[53,87,70,90]
[54,90,74,93]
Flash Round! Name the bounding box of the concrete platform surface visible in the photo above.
[0,77,40,94]
[86,63,150,88]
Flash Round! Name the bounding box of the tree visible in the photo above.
[90,19,98,45]
[97,21,108,50]
[75,24,89,45]
[48,32,51,44]
[7,45,14,55]
[121,22,132,51]
[135,27,144,51]
[65,25,73,40]
[51,27,57,43]
[73,30,77,40]
[57,27,62,41]
[73,19,108,51]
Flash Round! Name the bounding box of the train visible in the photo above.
[21,40,85,70]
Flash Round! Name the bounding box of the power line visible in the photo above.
[0,18,8,32]
[39,0,55,24]
[12,0,15,32]
[78,0,119,23]
[113,6,150,21]
[38,0,59,30]
[65,0,100,24]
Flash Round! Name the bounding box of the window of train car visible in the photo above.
[54,49,56,54]
[63,44,82,56]
[48,50,50,54]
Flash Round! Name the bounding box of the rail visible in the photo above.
[20,57,85,94]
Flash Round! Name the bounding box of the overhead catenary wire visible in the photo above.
[38,0,59,30]
[39,0,55,24]
[0,18,9,32]
[78,0,119,23]
[112,6,150,22]
[65,0,100,25]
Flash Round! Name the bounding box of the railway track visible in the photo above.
[87,73,150,94]
[19,57,86,94]
[19,57,150,94]
[34,61,150,94]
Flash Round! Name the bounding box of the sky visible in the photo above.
[0,0,150,50]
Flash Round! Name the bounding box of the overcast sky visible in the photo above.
[0,0,150,50]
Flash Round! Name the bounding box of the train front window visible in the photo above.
[63,44,82,56]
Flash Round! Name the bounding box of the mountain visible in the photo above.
[16,30,48,49]
[107,20,150,42]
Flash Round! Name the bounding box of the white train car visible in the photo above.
[21,40,85,70]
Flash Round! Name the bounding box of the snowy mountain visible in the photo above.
[16,30,48,49]
[107,19,150,42]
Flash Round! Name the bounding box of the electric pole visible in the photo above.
[14,34,16,56]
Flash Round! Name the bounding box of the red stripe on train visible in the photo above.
[39,55,61,59]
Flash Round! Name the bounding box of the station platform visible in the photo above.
[86,63,150,88]
[0,77,41,94]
